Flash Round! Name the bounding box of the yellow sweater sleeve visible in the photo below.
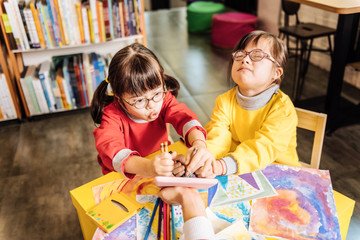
[230,102,299,174]
[205,94,233,160]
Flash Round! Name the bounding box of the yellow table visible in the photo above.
[70,141,355,240]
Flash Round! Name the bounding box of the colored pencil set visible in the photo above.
[144,142,176,240]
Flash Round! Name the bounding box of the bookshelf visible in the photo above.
[0,0,147,118]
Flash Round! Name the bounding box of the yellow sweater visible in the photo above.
[205,87,300,175]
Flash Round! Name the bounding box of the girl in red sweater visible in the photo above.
[91,43,214,178]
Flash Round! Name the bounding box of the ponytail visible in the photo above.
[164,74,180,98]
[90,80,115,124]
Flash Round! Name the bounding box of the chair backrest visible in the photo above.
[281,0,300,25]
[295,107,327,169]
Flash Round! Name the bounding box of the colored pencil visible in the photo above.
[163,201,167,240]
[144,197,160,240]
[157,199,163,240]
[171,205,176,240]
[167,203,170,240]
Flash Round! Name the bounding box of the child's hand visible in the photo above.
[172,153,186,177]
[152,151,175,176]
[185,146,215,178]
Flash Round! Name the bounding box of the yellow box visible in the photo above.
[334,190,355,240]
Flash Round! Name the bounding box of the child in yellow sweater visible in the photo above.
[202,30,300,176]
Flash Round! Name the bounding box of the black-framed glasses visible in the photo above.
[232,49,280,67]
[122,91,167,109]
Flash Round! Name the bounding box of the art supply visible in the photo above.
[171,205,176,240]
[144,198,160,240]
[167,203,170,240]
[164,141,169,152]
[163,201,167,240]
[157,199,163,240]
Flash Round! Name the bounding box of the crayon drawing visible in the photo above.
[249,164,341,240]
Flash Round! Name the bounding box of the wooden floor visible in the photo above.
[0,7,359,240]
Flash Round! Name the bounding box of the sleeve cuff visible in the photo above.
[222,155,238,175]
[183,216,215,240]
[112,149,139,179]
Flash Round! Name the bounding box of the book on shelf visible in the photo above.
[102,0,111,40]
[29,0,46,48]
[73,55,86,107]
[121,0,130,37]
[75,2,85,44]
[36,0,52,47]
[3,1,25,50]
[89,0,100,43]
[81,5,91,44]
[67,56,81,108]
[0,13,18,50]
[0,73,17,120]
[32,66,50,113]
[55,66,70,109]
[20,65,40,115]
[96,1,105,42]
[82,53,93,103]
[9,0,30,49]
[53,0,66,45]
[22,3,41,48]
[38,60,56,112]
[62,57,76,107]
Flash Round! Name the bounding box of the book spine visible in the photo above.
[107,0,114,39]
[41,3,56,47]
[36,1,52,47]
[20,77,36,115]
[112,3,120,38]
[102,0,111,40]
[82,53,93,102]
[24,8,41,48]
[25,75,41,114]
[60,0,73,45]
[75,3,85,44]
[10,0,30,49]
[29,2,46,48]
[89,0,100,43]
[0,74,16,119]
[118,1,126,38]
[81,6,90,44]
[96,1,105,42]
[122,0,130,37]
[53,0,66,45]
[3,2,24,49]
[32,78,50,113]
[46,0,62,46]
[38,72,55,112]
[1,13,19,49]
[67,0,81,45]
[18,1,33,48]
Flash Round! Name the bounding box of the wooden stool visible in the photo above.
[211,12,258,48]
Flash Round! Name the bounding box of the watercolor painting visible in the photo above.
[249,164,341,240]
[215,220,252,240]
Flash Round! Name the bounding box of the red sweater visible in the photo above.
[93,92,206,176]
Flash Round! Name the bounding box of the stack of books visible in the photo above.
[1,0,143,50]
[19,52,110,116]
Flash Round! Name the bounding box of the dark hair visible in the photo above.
[227,30,288,85]
[91,43,180,124]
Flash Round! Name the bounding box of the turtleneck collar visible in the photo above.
[236,84,280,110]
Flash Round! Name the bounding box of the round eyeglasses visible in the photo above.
[232,49,280,67]
[122,91,167,109]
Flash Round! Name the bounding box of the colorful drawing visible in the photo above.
[249,164,341,240]
[209,201,251,228]
[209,170,277,207]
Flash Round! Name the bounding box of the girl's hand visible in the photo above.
[185,145,215,178]
[152,152,175,176]
[172,153,186,177]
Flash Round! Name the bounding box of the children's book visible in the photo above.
[249,164,341,240]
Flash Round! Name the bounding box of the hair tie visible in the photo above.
[105,78,114,96]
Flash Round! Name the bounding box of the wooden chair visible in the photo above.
[295,107,327,169]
